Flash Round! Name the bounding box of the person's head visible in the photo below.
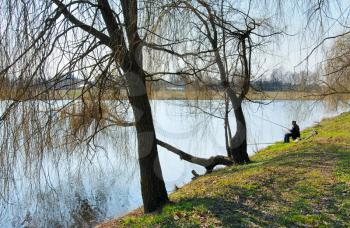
[292,120,297,126]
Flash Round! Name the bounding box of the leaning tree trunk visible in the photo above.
[157,139,233,173]
[229,105,250,164]
[126,70,169,213]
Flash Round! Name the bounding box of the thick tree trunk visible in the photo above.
[229,105,250,164]
[213,47,250,164]
[126,71,169,213]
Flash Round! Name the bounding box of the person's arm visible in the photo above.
[290,126,296,134]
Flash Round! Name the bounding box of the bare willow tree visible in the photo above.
[182,0,255,164]
[0,0,171,213]
[323,34,350,108]
[296,0,350,104]
[146,0,279,164]
[313,1,350,104]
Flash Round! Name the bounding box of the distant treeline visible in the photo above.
[251,68,321,92]
[251,80,321,92]
[150,68,322,92]
[1,68,322,93]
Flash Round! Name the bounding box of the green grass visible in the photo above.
[100,112,350,227]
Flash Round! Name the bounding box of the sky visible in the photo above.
[257,0,350,76]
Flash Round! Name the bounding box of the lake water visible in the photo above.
[0,100,348,227]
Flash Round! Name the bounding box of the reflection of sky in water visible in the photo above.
[0,100,348,226]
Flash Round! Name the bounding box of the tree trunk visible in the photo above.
[126,70,169,213]
[157,139,233,173]
[229,105,250,164]
[213,47,250,164]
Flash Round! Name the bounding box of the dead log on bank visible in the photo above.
[156,139,234,173]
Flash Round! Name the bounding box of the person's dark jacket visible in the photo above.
[290,124,300,139]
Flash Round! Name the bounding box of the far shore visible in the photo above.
[148,90,334,100]
[1,89,348,101]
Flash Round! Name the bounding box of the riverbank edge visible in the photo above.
[98,112,350,227]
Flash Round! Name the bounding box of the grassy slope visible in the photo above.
[100,112,350,227]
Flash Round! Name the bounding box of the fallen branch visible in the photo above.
[156,139,233,173]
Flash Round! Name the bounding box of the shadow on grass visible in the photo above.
[170,144,350,227]
[120,142,350,227]
[175,192,286,227]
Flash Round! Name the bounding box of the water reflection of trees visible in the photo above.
[0,101,139,226]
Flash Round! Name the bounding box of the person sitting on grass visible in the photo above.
[284,120,300,143]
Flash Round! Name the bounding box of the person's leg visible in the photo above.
[284,133,291,143]
[292,134,300,141]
